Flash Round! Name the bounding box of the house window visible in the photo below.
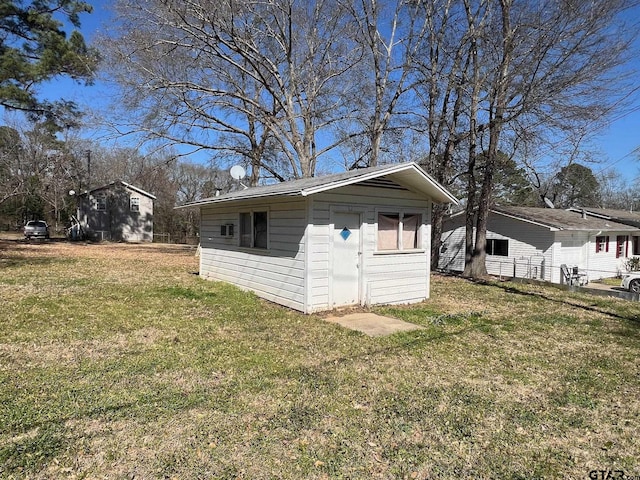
[633,236,640,256]
[377,212,422,251]
[616,235,628,258]
[94,194,106,211]
[487,238,508,256]
[130,197,140,212]
[595,236,609,253]
[239,211,268,249]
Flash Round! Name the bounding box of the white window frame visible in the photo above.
[595,235,609,253]
[238,209,269,250]
[130,196,140,212]
[94,193,106,211]
[375,209,424,253]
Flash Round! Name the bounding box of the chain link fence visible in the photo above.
[153,233,199,245]
[439,255,626,284]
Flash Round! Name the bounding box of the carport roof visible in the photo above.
[176,162,459,209]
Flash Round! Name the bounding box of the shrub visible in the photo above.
[625,256,640,271]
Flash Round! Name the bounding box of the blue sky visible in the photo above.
[34,1,640,183]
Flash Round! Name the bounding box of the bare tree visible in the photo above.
[101,0,363,181]
[0,120,83,228]
[338,0,431,169]
[453,0,636,278]
[414,0,488,269]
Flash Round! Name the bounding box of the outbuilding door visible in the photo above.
[331,211,361,307]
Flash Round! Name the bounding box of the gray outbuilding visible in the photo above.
[76,181,155,242]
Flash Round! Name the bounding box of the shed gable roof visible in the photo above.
[177,162,458,208]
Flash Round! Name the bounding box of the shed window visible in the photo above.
[130,197,140,212]
[94,194,106,211]
[377,212,422,251]
[239,211,268,249]
[616,235,628,258]
[595,236,609,253]
[487,239,508,256]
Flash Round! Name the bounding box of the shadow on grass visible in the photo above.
[482,279,640,325]
[123,244,198,256]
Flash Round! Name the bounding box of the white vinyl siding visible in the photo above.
[198,183,439,313]
[199,198,307,311]
[580,231,632,281]
[439,213,555,282]
[441,213,637,284]
[309,184,431,312]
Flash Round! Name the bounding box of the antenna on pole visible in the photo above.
[230,165,248,190]
[86,149,91,191]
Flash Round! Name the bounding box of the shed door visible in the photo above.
[331,212,361,307]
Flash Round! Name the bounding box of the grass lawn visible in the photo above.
[1,239,639,479]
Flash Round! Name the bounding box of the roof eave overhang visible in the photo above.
[78,181,156,200]
[176,163,459,209]
[301,163,459,204]
[175,191,302,209]
[491,209,561,231]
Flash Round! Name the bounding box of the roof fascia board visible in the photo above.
[121,181,157,199]
[176,162,458,209]
[80,180,156,200]
[174,191,301,209]
[492,210,560,231]
[301,163,459,204]
[300,164,414,196]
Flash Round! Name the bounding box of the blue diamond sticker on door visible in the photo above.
[340,227,351,241]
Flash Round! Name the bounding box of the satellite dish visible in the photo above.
[68,190,76,196]
[543,197,555,209]
[230,165,246,180]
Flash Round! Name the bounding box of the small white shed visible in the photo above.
[179,162,458,313]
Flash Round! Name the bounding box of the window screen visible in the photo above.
[377,212,421,251]
[239,212,252,247]
[402,214,421,249]
[378,213,399,250]
[253,212,268,249]
[239,211,268,248]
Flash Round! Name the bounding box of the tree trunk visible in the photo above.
[430,203,446,271]
[465,0,513,280]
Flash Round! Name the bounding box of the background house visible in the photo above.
[439,206,640,283]
[179,162,458,313]
[567,207,640,229]
[77,181,155,242]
